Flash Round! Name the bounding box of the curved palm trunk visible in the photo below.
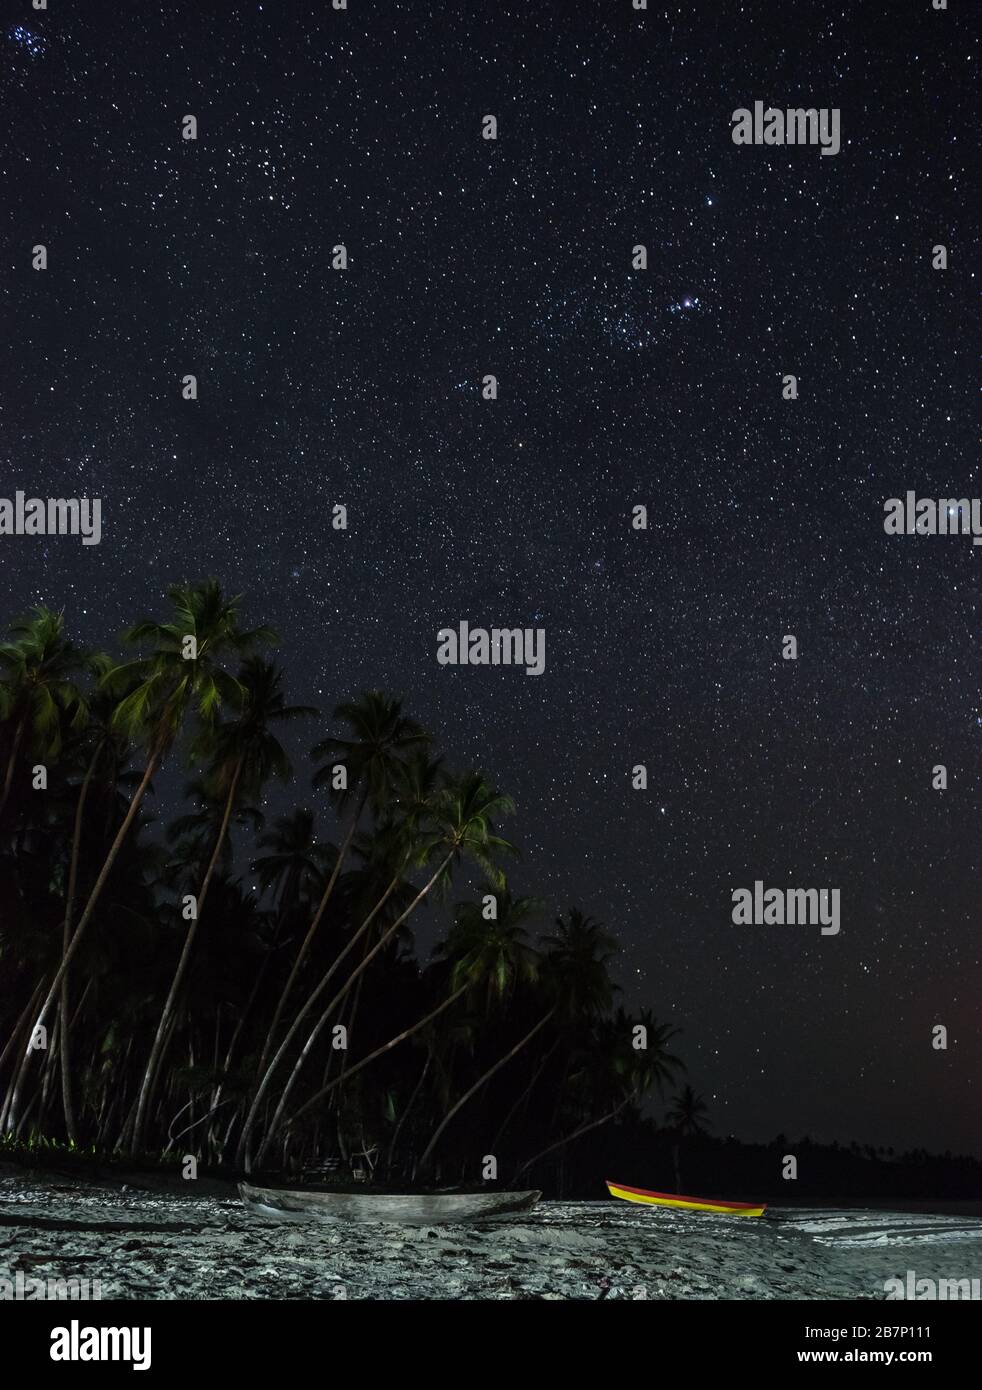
[2,1028,42,1136]
[118,1010,179,1154]
[207,974,272,1160]
[491,1037,560,1151]
[56,990,75,1145]
[0,980,44,1080]
[222,929,276,1075]
[513,1091,635,1183]
[206,882,296,1155]
[254,790,367,1081]
[322,978,359,1111]
[36,1015,61,1135]
[4,745,162,1136]
[247,853,452,1171]
[130,756,244,1153]
[0,981,45,1132]
[285,981,469,1130]
[335,957,368,1088]
[386,1050,431,1172]
[0,713,27,821]
[164,1096,230,1155]
[236,865,403,1169]
[13,1088,40,1139]
[58,744,103,1144]
[416,1009,555,1176]
[94,1035,132,1148]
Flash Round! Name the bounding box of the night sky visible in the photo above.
[2,1,978,1157]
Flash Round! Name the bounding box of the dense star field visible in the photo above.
[1,0,977,1158]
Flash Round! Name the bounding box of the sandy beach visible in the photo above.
[3,1171,981,1301]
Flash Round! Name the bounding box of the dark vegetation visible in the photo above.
[2,586,973,1201]
[0,585,682,1186]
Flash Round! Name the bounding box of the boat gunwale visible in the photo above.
[239,1182,542,1216]
[239,1181,538,1199]
[606,1180,766,1212]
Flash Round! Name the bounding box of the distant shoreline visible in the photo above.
[3,1161,979,1219]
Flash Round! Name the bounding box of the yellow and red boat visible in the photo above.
[606,1180,766,1217]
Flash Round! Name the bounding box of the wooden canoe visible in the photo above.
[239,1181,542,1224]
[606,1180,766,1217]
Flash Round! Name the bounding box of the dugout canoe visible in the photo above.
[239,1181,542,1224]
[606,1180,766,1217]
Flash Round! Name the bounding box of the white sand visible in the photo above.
[2,1173,981,1300]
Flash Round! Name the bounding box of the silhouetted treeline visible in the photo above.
[0,586,684,1183]
[534,1116,982,1202]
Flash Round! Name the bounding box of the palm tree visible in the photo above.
[440,894,542,1011]
[252,808,330,912]
[130,657,311,1152]
[492,909,616,1150]
[413,894,545,1173]
[163,778,264,882]
[253,694,429,1085]
[416,902,615,1175]
[666,1083,710,1193]
[217,806,331,1087]
[282,890,541,1135]
[542,909,618,1019]
[55,651,132,1142]
[282,972,470,1134]
[385,1037,435,1173]
[0,607,87,820]
[4,580,270,1136]
[243,769,517,1170]
[513,1008,683,1182]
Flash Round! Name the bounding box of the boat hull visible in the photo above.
[606,1180,766,1217]
[239,1182,542,1225]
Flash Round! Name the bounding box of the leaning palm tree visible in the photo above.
[283,892,540,1136]
[226,809,331,1068]
[243,768,517,1170]
[282,971,469,1137]
[542,909,618,1020]
[492,908,617,1150]
[0,607,87,820]
[513,1008,683,1182]
[4,580,270,1136]
[413,893,547,1174]
[666,1083,710,1194]
[54,651,133,1142]
[196,808,329,1152]
[253,693,429,1084]
[439,894,543,1013]
[417,901,618,1175]
[130,656,312,1153]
